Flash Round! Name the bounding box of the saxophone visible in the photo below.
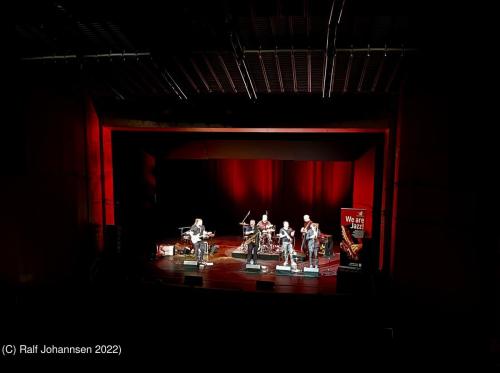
[341,225,362,258]
[244,228,259,245]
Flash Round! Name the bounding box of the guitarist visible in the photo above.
[187,218,212,263]
[278,221,295,267]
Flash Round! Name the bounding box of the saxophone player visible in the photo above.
[244,219,258,264]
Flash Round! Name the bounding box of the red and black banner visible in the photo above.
[340,208,366,270]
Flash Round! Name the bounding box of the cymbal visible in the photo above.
[239,222,249,226]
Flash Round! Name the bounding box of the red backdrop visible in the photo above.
[152,158,354,237]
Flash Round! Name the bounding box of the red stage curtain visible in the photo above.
[211,159,353,233]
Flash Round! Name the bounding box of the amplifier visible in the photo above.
[158,244,175,256]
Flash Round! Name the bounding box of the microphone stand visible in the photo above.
[240,210,250,225]
[239,210,250,244]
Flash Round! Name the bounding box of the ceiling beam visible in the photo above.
[217,53,237,93]
[141,62,171,95]
[86,68,125,100]
[20,48,414,62]
[275,50,284,93]
[357,48,370,92]
[323,0,346,98]
[150,59,188,100]
[164,70,188,100]
[174,57,200,94]
[291,49,298,92]
[328,53,337,97]
[189,48,415,54]
[307,50,312,93]
[385,55,402,93]
[233,54,253,99]
[371,50,386,92]
[203,53,224,93]
[158,69,184,100]
[322,52,327,95]
[258,51,271,93]
[190,57,211,93]
[21,52,151,61]
[230,32,257,99]
[343,50,353,92]
[323,0,337,98]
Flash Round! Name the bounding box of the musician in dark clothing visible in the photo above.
[300,214,313,257]
[305,223,320,268]
[189,218,207,263]
[244,219,258,264]
[278,221,295,266]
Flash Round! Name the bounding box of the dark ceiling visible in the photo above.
[16,0,423,121]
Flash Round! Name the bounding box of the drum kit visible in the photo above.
[239,222,281,254]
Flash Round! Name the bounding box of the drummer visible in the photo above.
[257,214,274,250]
[257,214,274,233]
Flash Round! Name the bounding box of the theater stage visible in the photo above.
[152,236,340,294]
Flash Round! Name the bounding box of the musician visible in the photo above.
[300,214,313,255]
[257,214,272,231]
[257,214,274,250]
[305,223,320,268]
[278,221,295,267]
[188,218,208,263]
[300,215,319,268]
[244,219,258,264]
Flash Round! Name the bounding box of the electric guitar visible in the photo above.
[185,231,214,244]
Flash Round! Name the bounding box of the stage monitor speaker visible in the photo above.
[276,265,292,274]
[303,266,320,277]
[184,275,203,286]
[256,280,274,291]
[183,260,199,272]
[245,264,262,272]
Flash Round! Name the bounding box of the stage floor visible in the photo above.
[152,236,340,294]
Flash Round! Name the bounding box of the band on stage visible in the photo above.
[180,212,325,269]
